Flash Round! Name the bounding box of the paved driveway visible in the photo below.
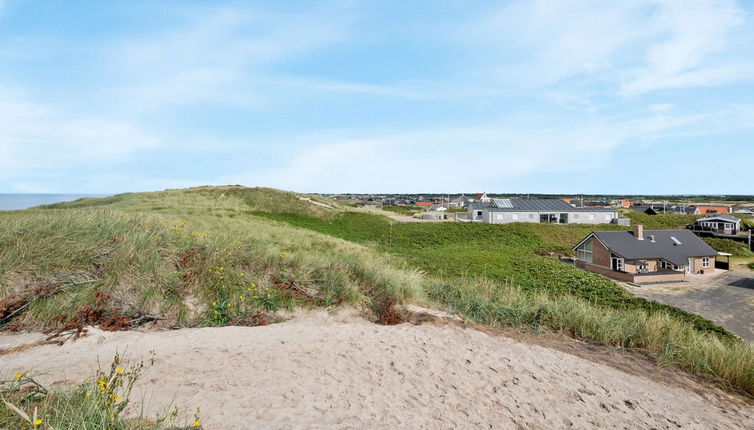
[625,271,754,342]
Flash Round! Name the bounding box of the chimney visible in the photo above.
[634,224,644,240]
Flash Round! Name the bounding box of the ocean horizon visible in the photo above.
[0,193,110,210]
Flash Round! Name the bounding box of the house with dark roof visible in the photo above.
[449,194,469,208]
[573,225,718,283]
[467,198,618,224]
[690,215,742,235]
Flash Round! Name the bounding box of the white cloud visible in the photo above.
[0,87,158,187]
[109,5,353,113]
[219,105,754,193]
[472,0,752,96]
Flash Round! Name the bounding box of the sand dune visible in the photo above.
[2,309,752,429]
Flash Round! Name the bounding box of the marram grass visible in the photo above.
[2,186,754,397]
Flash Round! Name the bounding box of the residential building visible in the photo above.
[691,215,742,235]
[690,205,731,215]
[467,199,618,224]
[449,194,470,208]
[473,192,492,203]
[734,208,754,215]
[416,201,434,209]
[573,225,718,283]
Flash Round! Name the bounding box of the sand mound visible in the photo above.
[1,309,751,429]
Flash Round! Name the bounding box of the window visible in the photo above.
[540,214,558,223]
[702,257,710,268]
[496,213,503,220]
[559,213,568,224]
[528,213,535,220]
[512,213,519,221]
[638,260,649,273]
[576,239,593,263]
[476,211,482,218]
[611,254,624,272]
[573,213,580,220]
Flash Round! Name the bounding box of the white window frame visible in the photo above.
[528,213,535,220]
[512,213,519,221]
[611,254,624,272]
[576,239,593,263]
[702,257,710,268]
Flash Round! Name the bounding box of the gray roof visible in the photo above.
[469,198,616,212]
[696,215,740,223]
[586,230,717,266]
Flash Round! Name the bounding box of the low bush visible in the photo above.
[703,238,754,257]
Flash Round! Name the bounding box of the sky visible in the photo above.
[1,0,753,195]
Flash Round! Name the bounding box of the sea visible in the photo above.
[0,194,110,211]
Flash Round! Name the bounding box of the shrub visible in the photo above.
[703,238,754,257]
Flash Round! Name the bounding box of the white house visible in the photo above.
[468,199,619,225]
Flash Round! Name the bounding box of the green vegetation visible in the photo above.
[702,238,754,257]
[427,278,754,395]
[621,210,699,229]
[380,205,421,215]
[1,355,184,429]
[3,186,754,396]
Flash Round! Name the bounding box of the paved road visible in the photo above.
[627,271,754,342]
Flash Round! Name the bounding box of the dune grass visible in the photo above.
[0,354,189,429]
[3,186,754,396]
[426,278,754,395]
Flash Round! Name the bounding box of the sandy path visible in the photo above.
[1,311,752,429]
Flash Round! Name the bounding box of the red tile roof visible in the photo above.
[696,206,730,214]
[416,201,433,207]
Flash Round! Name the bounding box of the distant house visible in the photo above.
[617,200,632,208]
[691,205,731,215]
[473,192,492,203]
[428,203,447,212]
[734,208,754,216]
[691,215,742,235]
[467,198,618,224]
[415,201,434,209]
[628,204,662,215]
[449,194,470,208]
[573,225,717,283]
[421,212,444,220]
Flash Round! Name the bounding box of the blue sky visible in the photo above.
[1,0,753,194]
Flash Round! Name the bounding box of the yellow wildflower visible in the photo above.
[14,372,22,379]
[113,395,121,402]
[116,367,124,373]
[109,412,115,420]
[193,420,201,427]
[85,391,92,397]
[34,418,43,426]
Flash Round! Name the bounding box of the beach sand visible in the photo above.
[2,308,752,429]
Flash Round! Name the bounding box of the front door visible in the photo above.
[687,258,695,274]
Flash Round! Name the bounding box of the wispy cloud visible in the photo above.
[109,5,354,113]
[220,104,754,193]
[0,87,158,189]
[469,0,752,96]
